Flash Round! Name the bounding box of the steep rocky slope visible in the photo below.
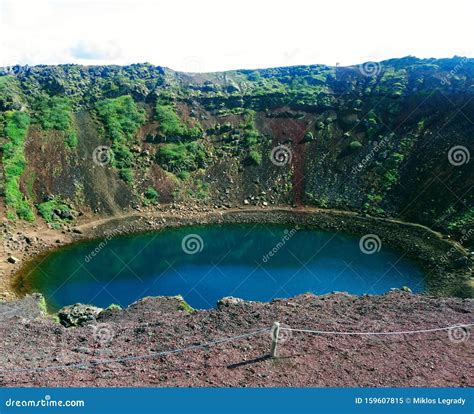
[0,57,472,245]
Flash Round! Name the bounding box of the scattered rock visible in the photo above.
[7,255,20,264]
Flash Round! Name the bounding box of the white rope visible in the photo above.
[280,323,474,336]
[1,322,471,376]
[0,327,271,374]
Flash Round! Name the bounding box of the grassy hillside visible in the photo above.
[0,57,472,244]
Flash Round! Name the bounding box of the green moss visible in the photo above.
[37,295,48,314]
[447,209,474,231]
[144,186,159,204]
[33,95,78,148]
[96,95,145,183]
[1,111,35,221]
[37,198,73,224]
[177,299,194,314]
[155,99,202,139]
[105,304,122,311]
[156,142,207,174]
[248,149,262,165]
[349,141,363,151]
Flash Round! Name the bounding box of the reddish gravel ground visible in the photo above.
[0,291,472,387]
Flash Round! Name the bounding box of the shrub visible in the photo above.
[349,141,363,151]
[155,100,202,139]
[248,149,262,165]
[302,131,314,142]
[119,168,134,184]
[37,198,73,223]
[156,142,207,174]
[144,186,159,203]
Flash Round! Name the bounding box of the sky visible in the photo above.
[0,0,473,72]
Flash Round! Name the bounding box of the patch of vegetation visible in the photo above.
[143,186,159,204]
[33,95,78,149]
[302,131,314,143]
[349,141,363,151]
[241,110,263,165]
[188,179,210,200]
[96,95,145,183]
[0,76,23,111]
[156,142,207,175]
[248,149,262,165]
[177,297,194,314]
[37,198,74,224]
[2,111,35,221]
[155,99,202,139]
[447,209,474,232]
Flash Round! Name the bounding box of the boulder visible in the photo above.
[7,255,20,264]
[58,304,103,327]
[217,296,244,307]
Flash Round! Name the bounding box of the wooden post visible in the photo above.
[270,321,281,358]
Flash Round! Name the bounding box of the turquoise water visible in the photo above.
[23,224,424,310]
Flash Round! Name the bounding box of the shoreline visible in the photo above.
[4,205,473,302]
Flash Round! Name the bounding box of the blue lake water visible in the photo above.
[21,224,424,310]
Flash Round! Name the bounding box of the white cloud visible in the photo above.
[0,0,473,70]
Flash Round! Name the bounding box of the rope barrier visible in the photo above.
[0,322,471,375]
[0,327,271,374]
[279,323,474,336]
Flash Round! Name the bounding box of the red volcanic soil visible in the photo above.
[0,291,472,387]
[267,116,309,206]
